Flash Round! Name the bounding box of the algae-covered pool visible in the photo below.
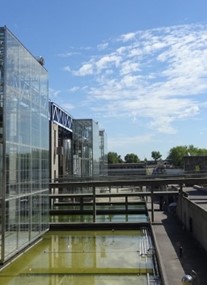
[0,230,161,285]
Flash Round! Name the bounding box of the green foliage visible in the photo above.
[108,145,207,167]
[167,145,207,167]
[151,151,162,162]
[124,153,140,163]
[108,152,123,164]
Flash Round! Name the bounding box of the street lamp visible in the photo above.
[181,274,193,285]
[191,270,199,285]
[181,270,199,285]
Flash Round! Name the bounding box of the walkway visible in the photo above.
[152,209,207,285]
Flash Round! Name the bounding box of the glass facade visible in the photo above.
[49,107,107,180]
[99,129,108,175]
[0,27,49,263]
[0,28,4,264]
[73,119,101,177]
[49,101,73,181]
[92,120,100,176]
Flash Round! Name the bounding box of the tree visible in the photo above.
[108,152,123,164]
[167,145,207,167]
[167,146,188,167]
[151,151,162,162]
[124,153,140,163]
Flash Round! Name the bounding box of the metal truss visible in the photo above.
[50,101,73,131]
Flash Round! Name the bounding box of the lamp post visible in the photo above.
[181,274,193,285]
[191,270,199,285]
[181,270,199,285]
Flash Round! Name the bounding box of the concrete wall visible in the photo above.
[177,195,207,252]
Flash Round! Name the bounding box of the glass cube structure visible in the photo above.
[0,26,49,263]
[73,119,101,177]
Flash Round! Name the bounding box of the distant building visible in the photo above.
[0,26,49,263]
[49,101,73,182]
[108,163,146,176]
[99,129,108,176]
[49,106,108,180]
[72,119,105,177]
[184,155,207,174]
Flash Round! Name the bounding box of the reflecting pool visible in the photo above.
[0,230,161,285]
[51,213,148,223]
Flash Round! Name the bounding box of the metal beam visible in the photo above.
[50,176,207,189]
[49,191,179,198]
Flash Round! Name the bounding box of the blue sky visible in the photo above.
[1,0,207,160]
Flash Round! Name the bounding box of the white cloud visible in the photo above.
[73,63,94,76]
[109,134,153,149]
[120,75,139,88]
[116,46,128,54]
[119,32,136,42]
[67,86,80,92]
[202,101,207,108]
[120,61,140,75]
[63,66,71,72]
[49,88,61,98]
[62,103,75,111]
[177,105,199,119]
[150,117,176,134]
[96,54,121,71]
[64,23,207,134]
[97,42,109,50]
[58,52,79,57]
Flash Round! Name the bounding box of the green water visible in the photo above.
[0,230,160,285]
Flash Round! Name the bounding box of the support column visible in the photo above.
[109,186,111,203]
[179,183,183,223]
[93,186,96,223]
[151,186,154,222]
[125,196,128,212]
[80,197,83,212]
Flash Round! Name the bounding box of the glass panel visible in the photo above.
[6,144,19,199]
[0,27,5,263]
[73,119,93,178]
[1,27,49,263]
[31,195,40,239]
[4,200,18,258]
[0,198,3,262]
[18,197,30,248]
[92,120,100,176]
[41,190,49,232]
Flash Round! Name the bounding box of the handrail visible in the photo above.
[49,190,178,198]
[50,176,207,188]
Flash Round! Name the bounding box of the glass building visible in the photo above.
[49,110,107,180]
[73,119,101,177]
[49,101,73,182]
[0,26,49,264]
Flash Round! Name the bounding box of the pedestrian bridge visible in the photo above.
[49,175,207,228]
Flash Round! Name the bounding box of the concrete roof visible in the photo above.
[184,187,207,211]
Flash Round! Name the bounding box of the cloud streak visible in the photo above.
[64,23,207,134]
